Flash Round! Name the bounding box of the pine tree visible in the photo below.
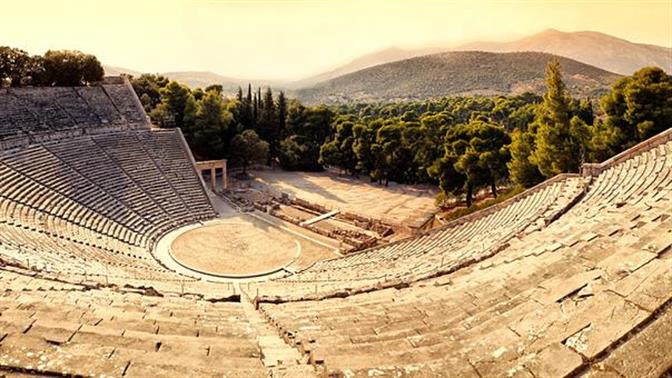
[508,129,544,187]
[231,130,269,175]
[530,58,586,177]
[153,80,192,129]
[594,67,672,158]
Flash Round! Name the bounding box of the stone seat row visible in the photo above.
[0,129,216,249]
[0,81,149,142]
[0,271,266,377]
[0,221,181,282]
[2,144,152,232]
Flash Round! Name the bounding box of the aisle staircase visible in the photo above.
[237,284,318,377]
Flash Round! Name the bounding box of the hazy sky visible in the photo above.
[3,0,671,80]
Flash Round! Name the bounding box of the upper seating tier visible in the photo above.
[0,77,150,150]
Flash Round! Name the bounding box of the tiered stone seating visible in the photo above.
[0,161,140,246]
[255,138,672,376]
[0,220,176,281]
[45,136,173,244]
[0,90,41,138]
[0,269,266,377]
[76,86,125,125]
[0,129,217,288]
[102,82,148,125]
[17,88,75,131]
[1,129,214,234]
[50,87,100,126]
[1,78,670,375]
[136,130,216,218]
[1,144,147,244]
[0,80,217,290]
[0,77,149,147]
[253,174,587,298]
[91,132,214,227]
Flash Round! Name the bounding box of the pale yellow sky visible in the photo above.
[3,0,671,80]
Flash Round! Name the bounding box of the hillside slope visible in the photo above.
[289,47,439,88]
[297,51,622,104]
[159,72,283,92]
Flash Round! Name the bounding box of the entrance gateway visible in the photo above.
[196,159,227,192]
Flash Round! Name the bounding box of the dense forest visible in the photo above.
[1,45,669,209]
[132,60,671,207]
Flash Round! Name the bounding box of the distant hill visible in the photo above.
[103,65,141,77]
[103,66,282,93]
[289,47,440,88]
[296,51,622,104]
[160,71,245,91]
[293,29,670,89]
[458,29,672,75]
[102,29,665,101]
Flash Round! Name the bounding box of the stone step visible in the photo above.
[238,284,316,375]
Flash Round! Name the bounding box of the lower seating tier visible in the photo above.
[0,270,266,377]
[259,192,672,376]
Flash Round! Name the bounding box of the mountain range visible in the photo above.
[458,28,672,76]
[290,29,670,87]
[103,29,670,103]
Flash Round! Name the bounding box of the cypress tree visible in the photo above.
[257,87,279,160]
[252,90,258,126]
[262,87,275,117]
[240,83,252,129]
[277,91,287,138]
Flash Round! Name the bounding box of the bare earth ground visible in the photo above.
[246,210,343,271]
[170,214,332,276]
[251,170,438,227]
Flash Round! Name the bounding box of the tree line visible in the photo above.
[133,61,670,207]
[0,46,104,87]
[318,61,670,206]
[132,75,334,173]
